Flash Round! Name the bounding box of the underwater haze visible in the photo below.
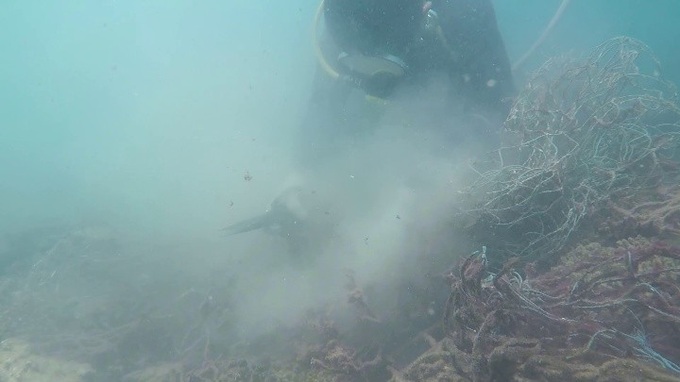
[1,1,314,240]
[3,0,679,236]
[1,0,680,380]
[497,0,680,84]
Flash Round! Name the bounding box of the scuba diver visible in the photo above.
[224,0,515,250]
[298,0,515,162]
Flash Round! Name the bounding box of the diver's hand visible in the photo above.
[222,186,320,238]
[262,186,310,237]
[223,185,337,257]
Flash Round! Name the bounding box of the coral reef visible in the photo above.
[602,185,680,242]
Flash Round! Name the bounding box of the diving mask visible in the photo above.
[337,52,408,98]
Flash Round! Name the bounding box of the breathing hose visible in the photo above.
[512,0,572,71]
[312,0,340,80]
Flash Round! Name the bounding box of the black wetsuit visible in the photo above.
[298,0,514,165]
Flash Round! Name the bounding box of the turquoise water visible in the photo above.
[497,0,680,82]
[1,1,315,238]
[0,2,679,378]
[1,0,678,238]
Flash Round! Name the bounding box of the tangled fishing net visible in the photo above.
[3,37,680,382]
[295,36,680,380]
[466,37,680,262]
[396,238,680,381]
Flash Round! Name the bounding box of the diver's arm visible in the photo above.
[292,64,352,170]
[434,0,514,118]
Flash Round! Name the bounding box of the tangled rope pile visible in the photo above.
[425,238,680,381]
[467,37,680,261]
